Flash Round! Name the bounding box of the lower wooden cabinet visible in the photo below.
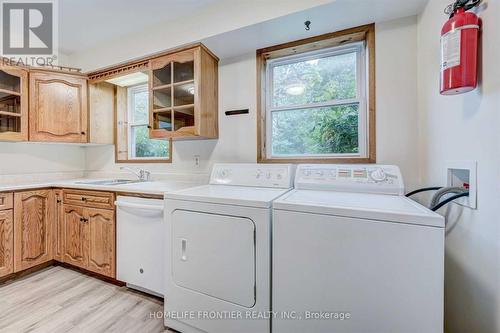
[0,209,14,277]
[86,207,115,277]
[61,190,116,278]
[62,204,86,269]
[53,190,64,261]
[13,190,54,272]
[6,188,116,279]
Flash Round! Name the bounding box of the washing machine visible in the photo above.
[164,163,293,333]
[272,164,445,333]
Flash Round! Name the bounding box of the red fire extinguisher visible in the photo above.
[440,0,481,95]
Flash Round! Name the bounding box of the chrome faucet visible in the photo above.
[120,166,151,181]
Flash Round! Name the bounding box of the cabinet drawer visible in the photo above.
[63,190,115,210]
[0,193,13,210]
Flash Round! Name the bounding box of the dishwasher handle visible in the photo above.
[115,201,164,212]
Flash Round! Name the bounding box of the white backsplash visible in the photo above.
[0,171,86,186]
[84,171,209,183]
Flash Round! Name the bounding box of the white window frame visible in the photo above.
[127,84,169,160]
[264,41,368,159]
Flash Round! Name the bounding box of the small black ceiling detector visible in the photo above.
[304,20,311,31]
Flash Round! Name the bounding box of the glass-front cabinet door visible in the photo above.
[0,65,28,141]
[148,44,218,140]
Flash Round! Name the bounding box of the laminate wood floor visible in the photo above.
[0,266,175,333]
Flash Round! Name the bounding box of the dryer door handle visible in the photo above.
[181,239,188,261]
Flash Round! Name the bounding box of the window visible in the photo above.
[127,84,169,160]
[257,24,375,163]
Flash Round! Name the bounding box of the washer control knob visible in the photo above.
[370,168,387,182]
[266,171,272,179]
[218,169,229,178]
[276,173,283,180]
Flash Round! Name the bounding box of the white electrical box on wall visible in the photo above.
[446,160,477,209]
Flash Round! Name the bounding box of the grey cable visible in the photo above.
[430,187,468,209]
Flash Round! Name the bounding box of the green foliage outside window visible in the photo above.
[130,88,169,159]
[270,51,360,156]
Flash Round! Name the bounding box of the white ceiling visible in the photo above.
[59,0,218,54]
[202,0,429,60]
[59,0,428,57]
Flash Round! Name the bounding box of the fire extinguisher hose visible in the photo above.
[445,0,481,17]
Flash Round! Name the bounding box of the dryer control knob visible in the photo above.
[370,168,387,182]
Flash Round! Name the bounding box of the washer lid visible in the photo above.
[273,190,444,228]
[165,184,291,208]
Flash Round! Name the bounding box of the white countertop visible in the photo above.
[0,178,204,196]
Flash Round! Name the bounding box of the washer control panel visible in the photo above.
[295,164,404,195]
[210,163,293,188]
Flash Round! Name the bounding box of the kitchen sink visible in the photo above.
[75,179,143,186]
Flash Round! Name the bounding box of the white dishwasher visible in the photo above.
[116,196,165,297]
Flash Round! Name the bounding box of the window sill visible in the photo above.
[115,159,172,164]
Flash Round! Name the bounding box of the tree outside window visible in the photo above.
[128,84,169,159]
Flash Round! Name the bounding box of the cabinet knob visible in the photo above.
[81,131,86,135]
[56,199,62,203]
[147,125,152,129]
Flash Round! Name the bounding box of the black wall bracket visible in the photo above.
[225,109,249,116]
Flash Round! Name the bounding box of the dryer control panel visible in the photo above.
[210,163,294,188]
[295,164,404,195]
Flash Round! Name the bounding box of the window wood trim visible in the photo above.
[113,79,172,164]
[256,23,376,164]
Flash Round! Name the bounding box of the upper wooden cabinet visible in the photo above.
[0,65,28,141]
[13,189,54,272]
[89,82,114,144]
[148,44,218,140]
[29,70,88,143]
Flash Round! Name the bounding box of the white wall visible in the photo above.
[376,16,419,190]
[70,0,334,72]
[85,16,421,188]
[86,53,257,175]
[0,142,85,175]
[417,1,500,332]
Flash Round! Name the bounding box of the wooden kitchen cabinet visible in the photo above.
[86,207,115,277]
[13,189,54,272]
[61,190,116,278]
[0,192,13,210]
[29,70,88,143]
[53,189,64,261]
[62,204,86,269]
[0,65,28,141]
[0,209,14,277]
[149,44,218,140]
[63,189,115,210]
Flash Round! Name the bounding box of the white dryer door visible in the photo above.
[171,210,256,307]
